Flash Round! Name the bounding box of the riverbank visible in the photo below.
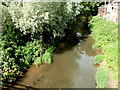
[90,16,118,88]
[13,63,47,89]
[94,48,118,88]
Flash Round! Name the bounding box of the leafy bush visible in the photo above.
[94,55,104,64]
[96,66,109,88]
[34,46,55,66]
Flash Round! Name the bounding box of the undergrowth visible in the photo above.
[94,55,104,64]
[90,16,118,88]
[96,66,109,88]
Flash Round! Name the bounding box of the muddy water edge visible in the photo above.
[10,20,97,89]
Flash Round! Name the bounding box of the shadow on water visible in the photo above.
[54,19,89,54]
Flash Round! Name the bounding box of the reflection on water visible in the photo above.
[12,35,96,88]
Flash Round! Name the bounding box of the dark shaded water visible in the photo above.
[12,34,96,89]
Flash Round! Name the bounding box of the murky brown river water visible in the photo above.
[11,34,96,89]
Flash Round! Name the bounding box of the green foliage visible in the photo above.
[34,46,55,66]
[6,2,82,38]
[78,2,102,17]
[1,2,83,84]
[96,66,109,88]
[90,16,118,87]
[1,37,43,83]
[94,55,104,64]
[1,2,102,85]
[42,47,55,64]
[15,40,43,69]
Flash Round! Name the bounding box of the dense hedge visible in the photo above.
[90,16,118,88]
